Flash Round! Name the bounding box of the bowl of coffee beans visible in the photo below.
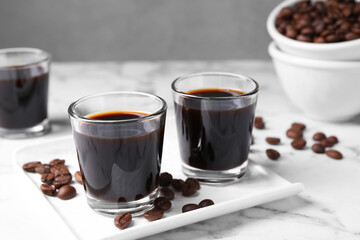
[267,0,360,60]
[268,41,360,121]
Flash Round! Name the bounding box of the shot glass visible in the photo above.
[172,72,259,184]
[68,91,167,216]
[0,48,51,138]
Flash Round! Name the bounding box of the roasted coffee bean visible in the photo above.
[182,204,199,213]
[181,182,198,197]
[266,149,281,160]
[266,137,281,145]
[57,185,76,200]
[154,197,172,211]
[291,122,306,131]
[320,138,334,147]
[114,213,132,230]
[345,32,359,40]
[144,209,164,221]
[296,34,312,42]
[254,117,265,129]
[53,173,72,189]
[314,37,326,43]
[199,199,214,208]
[51,164,70,176]
[311,143,325,153]
[49,159,65,166]
[325,150,343,160]
[170,179,184,191]
[286,129,303,139]
[41,173,54,184]
[35,164,51,174]
[159,187,175,200]
[327,136,339,144]
[75,171,83,184]
[313,132,326,141]
[254,116,263,123]
[159,172,173,187]
[22,161,41,173]
[291,139,307,150]
[286,27,298,39]
[185,178,200,190]
[40,183,56,196]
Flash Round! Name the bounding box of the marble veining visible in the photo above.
[0,61,359,240]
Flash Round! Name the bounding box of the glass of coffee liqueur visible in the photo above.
[68,91,167,216]
[0,48,51,138]
[172,72,259,184]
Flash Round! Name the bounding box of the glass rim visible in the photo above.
[0,47,51,70]
[68,91,167,124]
[171,72,259,100]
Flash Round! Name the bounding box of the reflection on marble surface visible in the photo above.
[0,61,359,240]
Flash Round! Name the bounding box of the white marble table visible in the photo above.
[0,61,359,240]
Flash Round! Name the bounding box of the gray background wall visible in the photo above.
[0,0,281,61]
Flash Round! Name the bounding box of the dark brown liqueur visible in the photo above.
[175,88,255,171]
[0,66,48,129]
[74,111,164,202]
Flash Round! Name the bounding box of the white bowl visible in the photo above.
[268,41,360,122]
[267,0,360,60]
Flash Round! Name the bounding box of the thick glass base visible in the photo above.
[182,160,248,185]
[0,119,50,139]
[86,188,159,217]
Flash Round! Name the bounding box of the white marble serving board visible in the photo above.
[13,119,303,240]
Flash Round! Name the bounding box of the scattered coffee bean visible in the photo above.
[291,122,306,131]
[40,183,56,196]
[170,179,184,191]
[327,136,339,144]
[313,132,326,141]
[182,204,199,213]
[181,181,198,197]
[57,185,76,200]
[154,197,172,211]
[159,172,173,187]
[254,117,265,129]
[185,178,200,190]
[199,199,214,208]
[311,143,325,154]
[266,137,281,145]
[41,173,54,185]
[22,161,41,173]
[35,164,51,174]
[75,171,83,184]
[49,159,65,166]
[325,150,343,160]
[291,139,307,150]
[159,187,175,200]
[266,149,281,160]
[320,138,334,148]
[51,164,70,176]
[286,129,303,139]
[114,212,132,230]
[144,209,164,221]
[53,173,72,189]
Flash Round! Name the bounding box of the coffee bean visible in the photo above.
[291,139,307,150]
[314,37,326,43]
[154,197,172,211]
[185,178,200,190]
[51,164,70,176]
[53,173,72,189]
[182,204,199,213]
[114,213,132,230]
[325,150,343,160]
[40,183,56,196]
[320,138,334,147]
[49,159,65,166]
[22,161,41,173]
[159,172,173,187]
[296,34,312,42]
[327,136,339,144]
[312,143,325,153]
[255,116,263,123]
[75,171,83,184]
[159,187,175,200]
[291,122,306,131]
[199,199,214,208]
[144,209,164,221]
[345,32,359,40]
[266,137,281,145]
[57,185,76,200]
[170,179,184,191]
[181,182,198,197]
[266,149,280,160]
[35,164,51,174]
[286,129,303,139]
[254,117,265,129]
[313,132,326,141]
[286,27,298,39]
[41,173,54,185]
